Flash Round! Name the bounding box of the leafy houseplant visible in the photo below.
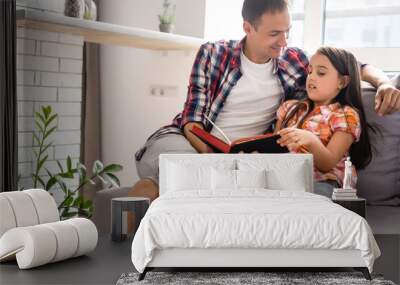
[25,105,123,220]
[158,0,176,33]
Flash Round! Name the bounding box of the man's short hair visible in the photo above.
[242,0,289,27]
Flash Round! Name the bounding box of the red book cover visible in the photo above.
[190,125,289,153]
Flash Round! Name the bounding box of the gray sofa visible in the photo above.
[357,75,400,284]
[357,75,400,206]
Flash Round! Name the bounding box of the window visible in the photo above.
[203,0,399,71]
[204,0,305,47]
[324,0,400,47]
[288,0,305,47]
[204,0,245,41]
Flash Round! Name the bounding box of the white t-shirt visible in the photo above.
[210,51,283,142]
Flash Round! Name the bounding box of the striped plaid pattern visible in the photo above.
[277,100,361,186]
[135,39,309,160]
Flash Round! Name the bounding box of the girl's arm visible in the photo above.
[278,128,354,172]
[307,131,354,172]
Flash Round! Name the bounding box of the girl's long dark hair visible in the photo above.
[282,47,373,169]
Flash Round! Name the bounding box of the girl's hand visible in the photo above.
[277,128,319,151]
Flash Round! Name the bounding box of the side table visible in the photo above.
[332,198,366,218]
[111,197,150,242]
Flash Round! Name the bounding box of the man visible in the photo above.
[129,0,400,202]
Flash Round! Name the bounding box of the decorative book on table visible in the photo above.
[332,188,358,200]
[189,116,289,154]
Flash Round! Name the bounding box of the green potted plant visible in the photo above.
[20,105,123,220]
[158,0,176,33]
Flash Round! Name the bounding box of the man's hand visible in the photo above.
[375,83,400,116]
[183,122,213,153]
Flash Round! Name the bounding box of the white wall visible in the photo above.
[16,0,83,203]
[100,0,206,186]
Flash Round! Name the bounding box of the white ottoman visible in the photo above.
[0,189,98,269]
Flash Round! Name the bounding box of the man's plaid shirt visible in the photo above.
[135,38,309,160]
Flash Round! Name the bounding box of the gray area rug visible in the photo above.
[116,271,396,285]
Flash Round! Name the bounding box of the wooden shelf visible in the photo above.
[16,9,204,50]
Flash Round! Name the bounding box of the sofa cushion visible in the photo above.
[357,75,400,205]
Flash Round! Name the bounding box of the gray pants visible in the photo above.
[135,134,197,185]
[313,180,339,198]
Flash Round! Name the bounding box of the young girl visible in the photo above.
[275,47,373,198]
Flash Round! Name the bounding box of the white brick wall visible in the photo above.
[41,42,83,59]
[18,146,54,163]
[58,117,81,130]
[51,131,81,145]
[18,132,33,147]
[34,102,81,116]
[17,28,58,42]
[16,55,59,71]
[18,101,34,116]
[18,162,32,178]
[17,38,36,55]
[17,0,84,194]
[60,59,83,73]
[59,34,86,45]
[36,158,80,176]
[17,0,66,15]
[54,145,80,159]
[17,86,57,101]
[16,70,35,85]
[18,117,35,132]
[58,88,82,102]
[41,72,82,87]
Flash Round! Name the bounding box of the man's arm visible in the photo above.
[179,42,216,153]
[361,64,400,116]
[176,43,211,153]
[180,43,213,127]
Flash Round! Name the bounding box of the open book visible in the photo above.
[189,116,289,154]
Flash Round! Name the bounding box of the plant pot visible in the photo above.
[65,0,85,18]
[159,23,174,33]
[83,0,97,21]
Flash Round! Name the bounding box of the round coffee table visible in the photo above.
[111,197,150,242]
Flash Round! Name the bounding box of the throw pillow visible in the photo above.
[167,162,211,191]
[211,169,268,190]
[237,157,310,192]
[236,169,267,189]
[211,168,236,190]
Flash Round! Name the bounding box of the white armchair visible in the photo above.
[0,189,98,269]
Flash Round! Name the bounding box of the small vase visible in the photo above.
[65,0,85,18]
[159,23,174,33]
[84,0,97,21]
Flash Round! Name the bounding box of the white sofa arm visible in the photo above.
[0,218,98,269]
